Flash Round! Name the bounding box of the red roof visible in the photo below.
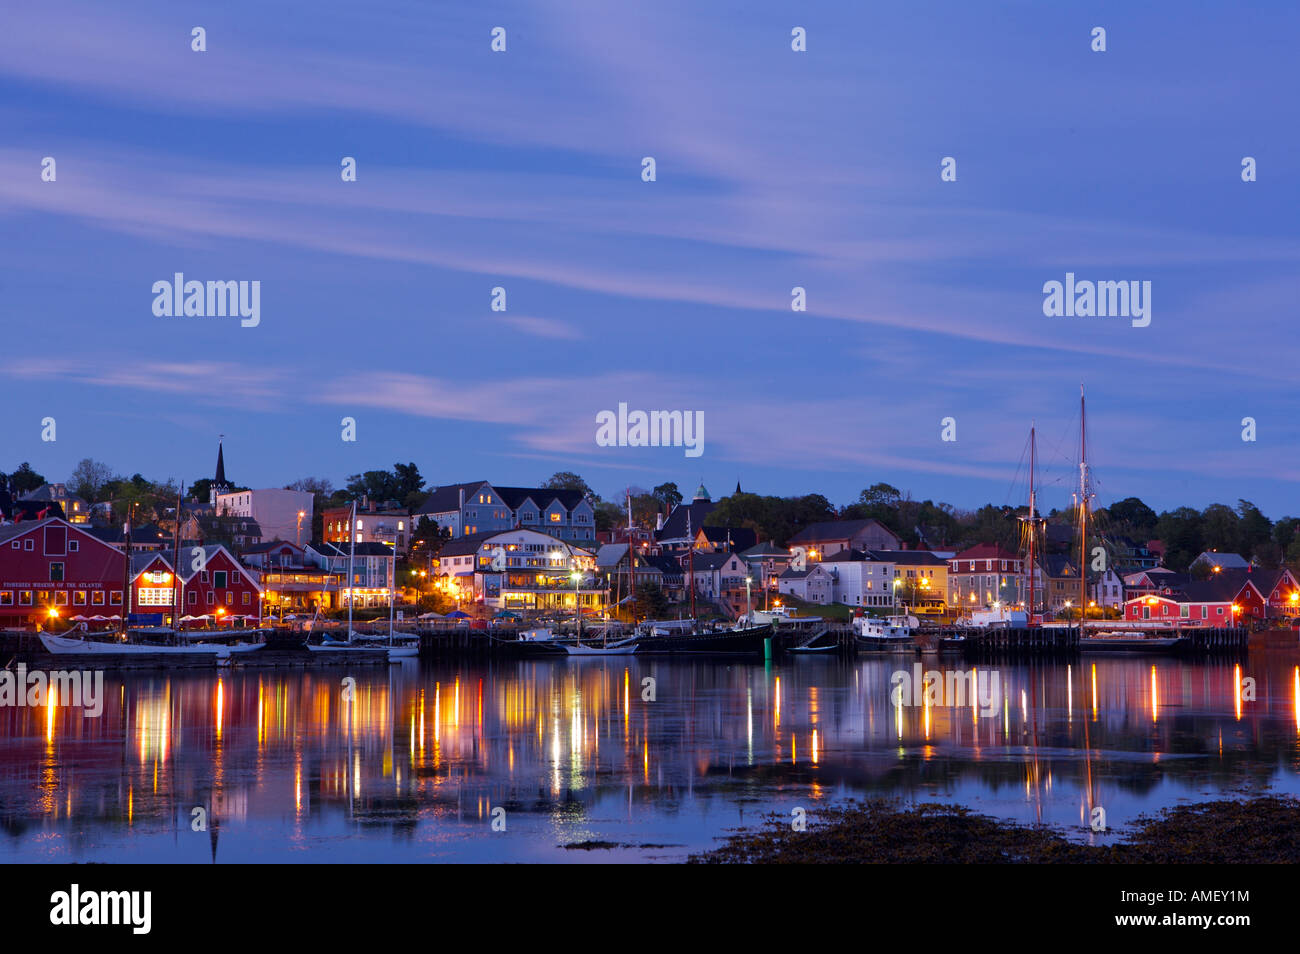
[952,543,1020,561]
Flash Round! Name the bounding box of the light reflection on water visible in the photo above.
[2,654,1299,863]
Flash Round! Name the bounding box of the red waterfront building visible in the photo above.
[0,518,127,628]
[129,545,262,625]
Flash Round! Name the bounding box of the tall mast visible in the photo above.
[1027,426,1037,627]
[171,484,184,630]
[1079,385,1089,630]
[120,505,132,638]
[687,510,696,623]
[347,499,356,639]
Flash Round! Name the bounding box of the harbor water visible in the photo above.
[2,653,1298,862]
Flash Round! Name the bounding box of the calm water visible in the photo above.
[2,653,1299,863]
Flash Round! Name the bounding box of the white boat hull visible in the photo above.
[39,633,248,656]
[562,643,638,656]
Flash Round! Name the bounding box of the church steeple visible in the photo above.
[210,437,231,505]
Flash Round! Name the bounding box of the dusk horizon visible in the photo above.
[3,1,1298,518]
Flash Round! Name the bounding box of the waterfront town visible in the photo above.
[1,441,1296,636]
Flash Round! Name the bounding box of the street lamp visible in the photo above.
[745,575,753,624]
[1064,600,1073,624]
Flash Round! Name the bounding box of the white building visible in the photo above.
[436,528,604,612]
[821,551,897,608]
[216,488,314,545]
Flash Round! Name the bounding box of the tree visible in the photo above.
[190,478,213,502]
[633,581,669,619]
[543,471,599,503]
[345,469,402,502]
[68,458,113,501]
[594,500,624,533]
[3,462,45,495]
[287,476,333,497]
[1236,500,1272,559]
[651,482,683,511]
[392,462,426,509]
[1106,497,1158,539]
[1155,508,1204,571]
[410,516,451,569]
[1200,503,1242,555]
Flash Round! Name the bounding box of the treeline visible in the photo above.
[14,458,1300,574]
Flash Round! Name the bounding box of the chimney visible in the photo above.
[656,513,664,532]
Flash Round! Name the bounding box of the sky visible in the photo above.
[2,1,1298,518]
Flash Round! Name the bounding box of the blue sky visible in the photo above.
[2,1,1298,517]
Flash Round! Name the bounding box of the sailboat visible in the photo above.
[308,501,415,661]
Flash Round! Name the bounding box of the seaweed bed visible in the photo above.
[687,796,1300,864]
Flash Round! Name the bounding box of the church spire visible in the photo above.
[211,436,231,505]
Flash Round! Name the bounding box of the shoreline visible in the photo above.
[687,795,1300,864]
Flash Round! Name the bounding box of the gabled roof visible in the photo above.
[656,499,717,541]
[307,541,395,559]
[1191,551,1250,570]
[742,541,789,559]
[130,551,170,577]
[952,543,1020,561]
[1040,554,1078,577]
[644,555,682,577]
[243,540,304,555]
[596,543,630,568]
[699,525,757,552]
[19,483,88,505]
[174,545,251,583]
[414,481,492,515]
[691,551,744,571]
[493,486,586,513]
[787,519,897,545]
[867,549,948,566]
[821,548,870,563]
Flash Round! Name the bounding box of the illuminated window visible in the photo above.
[138,588,173,606]
[92,591,104,605]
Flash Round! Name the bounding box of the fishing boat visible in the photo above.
[853,613,915,649]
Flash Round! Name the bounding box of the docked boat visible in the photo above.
[39,633,263,658]
[965,606,1029,630]
[635,623,776,655]
[562,636,639,657]
[1079,633,1190,654]
[853,613,915,649]
[739,606,822,628]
